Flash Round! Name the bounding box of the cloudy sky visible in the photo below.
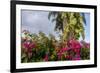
[21,10,60,38]
[21,10,90,42]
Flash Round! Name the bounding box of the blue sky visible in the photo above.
[84,13,90,42]
[79,13,90,43]
[21,10,90,42]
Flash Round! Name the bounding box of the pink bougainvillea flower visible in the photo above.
[29,43,36,49]
[62,48,68,52]
[75,44,81,49]
[59,48,67,53]
[68,39,81,49]
[44,54,49,61]
[57,47,68,59]
[67,39,82,56]
[22,41,36,53]
[74,48,80,54]
[23,41,30,49]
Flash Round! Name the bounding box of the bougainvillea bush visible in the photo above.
[21,30,90,63]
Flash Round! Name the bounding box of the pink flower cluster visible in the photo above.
[22,41,36,58]
[57,47,68,59]
[68,39,81,54]
[68,39,81,49]
[57,39,82,60]
[22,41,36,53]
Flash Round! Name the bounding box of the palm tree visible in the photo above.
[48,12,86,42]
[48,12,63,32]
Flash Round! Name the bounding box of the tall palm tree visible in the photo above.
[48,11,86,42]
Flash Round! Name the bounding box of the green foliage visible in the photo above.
[48,12,86,42]
[80,48,90,60]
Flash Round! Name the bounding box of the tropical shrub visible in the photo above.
[21,30,90,63]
